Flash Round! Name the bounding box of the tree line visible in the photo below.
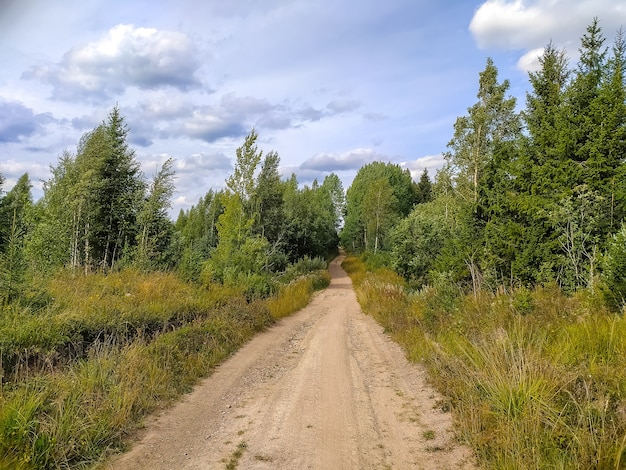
[0,112,343,304]
[341,19,626,307]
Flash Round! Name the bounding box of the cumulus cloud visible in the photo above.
[24,24,202,100]
[470,0,626,49]
[517,47,546,73]
[300,148,383,171]
[470,1,626,71]
[0,99,53,143]
[470,0,555,49]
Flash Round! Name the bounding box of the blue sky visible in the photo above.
[1,0,625,216]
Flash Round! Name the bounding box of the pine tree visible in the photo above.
[94,107,144,270]
[416,169,433,204]
[136,158,176,270]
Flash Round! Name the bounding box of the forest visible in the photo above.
[0,17,625,469]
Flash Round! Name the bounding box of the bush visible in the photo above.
[602,223,626,310]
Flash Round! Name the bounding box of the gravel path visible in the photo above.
[106,256,477,469]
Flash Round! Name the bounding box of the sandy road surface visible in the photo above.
[107,256,476,469]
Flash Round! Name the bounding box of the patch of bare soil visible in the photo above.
[106,256,477,469]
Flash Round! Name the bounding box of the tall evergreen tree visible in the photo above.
[416,168,433,204]
[135,158,176,270]
[93,107,144,270]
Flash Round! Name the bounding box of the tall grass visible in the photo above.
[0,266,330,469]
[267,270,330,320]
[343,255,626,469]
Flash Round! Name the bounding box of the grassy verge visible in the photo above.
[343,255,626,469]
[0,267,329,469]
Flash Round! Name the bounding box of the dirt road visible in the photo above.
[107,256,476,469]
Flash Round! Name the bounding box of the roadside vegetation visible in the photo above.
[0,263,328,469]
[344,256,626,469]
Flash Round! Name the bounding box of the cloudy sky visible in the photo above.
[1,0,625,216]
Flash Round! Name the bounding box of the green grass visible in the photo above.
[343,255,626,470]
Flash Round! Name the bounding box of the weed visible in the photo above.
[225,441,247,470]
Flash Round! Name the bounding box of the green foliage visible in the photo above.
[342,161,417,252]
[415,168,433,204]
[134,158,176,271]
[602,223,626,309]
[446,57,519,205]
[283,176,339,261]
[390,200,451,286]
[25,108,146,274]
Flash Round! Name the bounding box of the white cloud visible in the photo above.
[470,0,553,49]
[470,1,626,50]
[24,24,202,100]
[517,47,546,72]
[400,154,446,180]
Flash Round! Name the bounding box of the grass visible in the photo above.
[0,265,330,469]
[266,270,330,320]
[343,255,626,470]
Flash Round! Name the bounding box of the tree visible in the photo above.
[253,150,285,245]
[283,175,339,261]
[135,158,176,270]
[0,173,32,302]
[92,107,144,270]
[321,173,345,229]
[362,177,397,253]
[342,162,417,252]
[26,107,144,273]
[416,168,433,204]
[446,58,519,205]
[226,128,262,220]
[207,131,265,281]
[175,190,224,281]
[390,200,450,286]
[0,173,32,253]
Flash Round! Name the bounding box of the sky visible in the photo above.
[1,0,625,217]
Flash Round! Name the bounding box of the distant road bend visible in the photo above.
[108,255,476,469]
